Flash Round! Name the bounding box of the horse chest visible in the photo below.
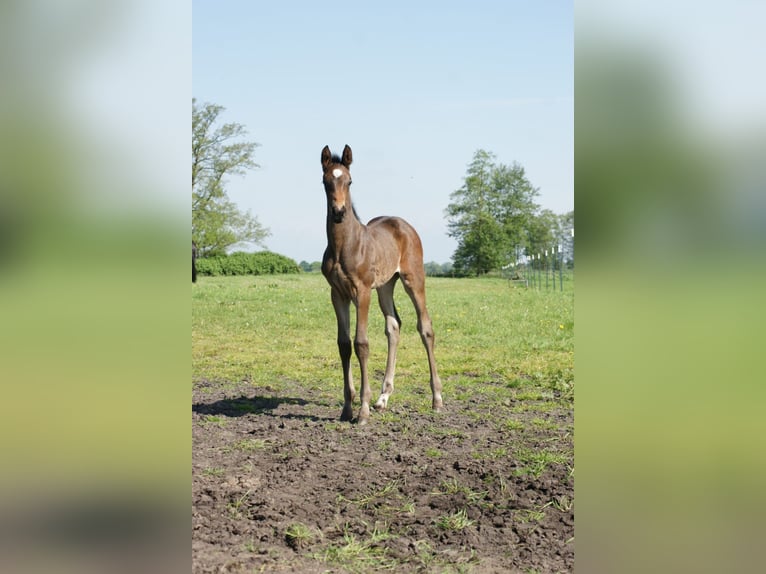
[323,259,358,299]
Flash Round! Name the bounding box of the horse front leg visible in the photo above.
[354,289,372,424]
[332,289,355,421]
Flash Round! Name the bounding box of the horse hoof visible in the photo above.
[340,410,353,422]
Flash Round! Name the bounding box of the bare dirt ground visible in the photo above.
[192,379,573,573]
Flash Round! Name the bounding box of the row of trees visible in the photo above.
[446,149,573,276]
[192,99,572,274]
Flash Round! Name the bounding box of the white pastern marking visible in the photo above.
[332,168,343,178]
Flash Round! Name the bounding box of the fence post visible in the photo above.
[558,244,564,292]
[545,250,549,290]
[537,254,541,290]
[552,247,557,291]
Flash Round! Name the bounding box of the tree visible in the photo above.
[192,99,270,257]
[424,261,454,277]
[558,210,574,267]
[445,150,540,275]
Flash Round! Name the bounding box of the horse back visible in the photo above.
[367,216,420,241]
[366,216,425,272]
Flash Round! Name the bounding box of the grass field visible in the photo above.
[192,273,573,405]
[192,272,574,572]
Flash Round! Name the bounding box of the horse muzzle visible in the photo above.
[332,205,346,223]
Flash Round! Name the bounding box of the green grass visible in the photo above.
[285,522,318,550]
[516,501,554,523]
[318,522,397,571]
[199,414,228,426]
[434,478,488,504]
[434,508,475,531]
[514,447,570,478]
[425,447,442,458]
[337,479,402,509]
[201,466,225,477]
[192,274,573,407]
[230,438,270,452]
[227,489,252,518]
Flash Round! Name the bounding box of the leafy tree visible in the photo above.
[525,209,560,265]
[192,99,270,257]
[452,211,508,275]
[446,150,540,275]
[298,260,323,273]
[424,261,456,277]
[558,210,574,266]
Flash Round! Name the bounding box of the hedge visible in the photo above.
[195,251,301,276]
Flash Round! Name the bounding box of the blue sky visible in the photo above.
[193,1,573,263]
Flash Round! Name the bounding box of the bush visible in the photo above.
[194,257,223,276]
[195,251,300,276]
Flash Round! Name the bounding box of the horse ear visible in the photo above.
[341,145,353,167]
[321,145,332,170]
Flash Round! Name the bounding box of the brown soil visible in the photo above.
[192,380,573,573]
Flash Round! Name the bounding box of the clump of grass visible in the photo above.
[531,417,558,431]
[398,501,416,514]
[231,438,270,452]
[433,478,488,504]
[337,479,401,509]
[199,414,227,426]
[434,508,474,531]
[436,477,463,495]
[227,489,252,518]
[201,466,225,477]
[285,522,317,550]
[318,522,397,571]
[551,495,573,512]
[471,446,508,461]
[515,447,569,478]
[425,447,442,458]
[489,447,508,459]
[516,501,553,523]
[503,419,525,431]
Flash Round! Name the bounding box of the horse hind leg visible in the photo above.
[400,273,443,412]
[374,277,401,412]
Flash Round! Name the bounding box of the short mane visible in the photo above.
[331,154,342,164]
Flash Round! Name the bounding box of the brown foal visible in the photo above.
[320,144,443,424]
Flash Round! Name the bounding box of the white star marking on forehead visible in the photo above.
[332,168,343,178]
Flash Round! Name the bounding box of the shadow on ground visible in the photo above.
[192,394,337,422]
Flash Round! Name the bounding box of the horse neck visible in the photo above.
[326,209,365,257]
